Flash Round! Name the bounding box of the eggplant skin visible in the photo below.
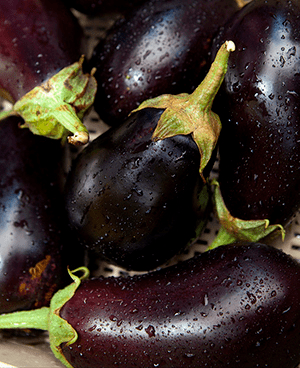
[89,0,241,126]
[64,107,206,271]
[211,0,300,226]
[60,242,300,368]
[0,0,82,102]
[0,116,83,314]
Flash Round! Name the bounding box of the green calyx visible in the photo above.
[48,267,90,367]
[131,41,236,178]
[0,56,97,146]
[207,179,285,250]
[0,267,90,368]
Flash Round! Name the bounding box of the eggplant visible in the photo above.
[207,0,300,249]
[64,41,234,271]
[65,107,205,271]
[0,115,83,315]
[1,242,300,368]
[89,0,243,126]
[0,0,97,145]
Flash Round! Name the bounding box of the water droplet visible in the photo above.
[143,50,151,59]
[283,19,290,27]
[174,310,185,317]
[232,81,241,92]
[203,293,209,306]
[145,325,156,337]
[256,306,264,314]
[133,187,143,196]
[282,306,291,314]
[247,292,257,304]
[88,324,97,332]
[184,353,195,358]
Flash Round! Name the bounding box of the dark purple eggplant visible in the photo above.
[207,0,300,249]
[64,41,234,271]
[89,0,242,126]
[65,108,206,271]
[0,115,83,315]
[0,242,300,368]
[0,0,97,145]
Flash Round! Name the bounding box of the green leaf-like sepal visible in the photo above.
[207,179,285,250]
[48,267,90,368]
[0,267,90,368]
[0,57,97,146]
[131,41,235,176]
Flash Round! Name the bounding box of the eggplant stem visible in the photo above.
[0,307,49,331]
[132,41,235,177]
[191,40,235,112]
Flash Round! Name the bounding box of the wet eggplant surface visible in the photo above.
[1,4,300,368]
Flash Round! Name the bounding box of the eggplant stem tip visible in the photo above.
[225,40,236,52]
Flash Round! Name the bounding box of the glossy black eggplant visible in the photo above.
[64,41,235,271]
[0,116,83,314]
[1,242,300,368]
[0,0,97,145]
[89,0,242,126]
[208,0,300,249]
[65,108,206,271]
